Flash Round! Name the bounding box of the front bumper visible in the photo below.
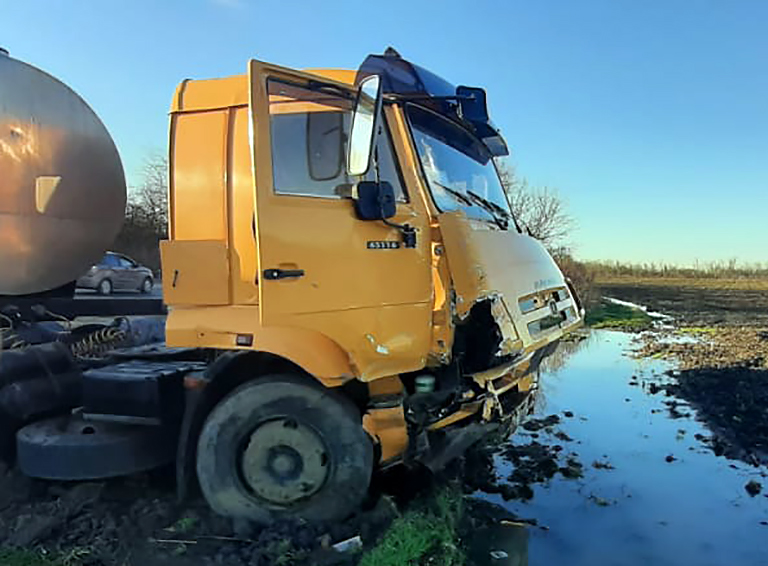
[416,386,537,472]
[76,274,99,289]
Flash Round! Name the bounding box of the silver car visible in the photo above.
[77,252,154,295]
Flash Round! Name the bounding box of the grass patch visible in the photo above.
[0,549,63,566]
[585,301,653,331]
[167,515,198,534]
[359,487,464,566]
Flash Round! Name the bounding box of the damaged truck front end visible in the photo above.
[358,51,584,470]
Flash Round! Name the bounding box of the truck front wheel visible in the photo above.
[196,375,373,523]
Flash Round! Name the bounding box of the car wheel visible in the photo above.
[98,279,113,296]
[140,277,153,294]
[196,375,373,523]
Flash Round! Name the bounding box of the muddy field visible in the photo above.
[0,463,410,566]
[2,279,768,565]
[597,278,768,326]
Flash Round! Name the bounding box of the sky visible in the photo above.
[2,0,766,264]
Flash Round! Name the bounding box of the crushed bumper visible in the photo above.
[417,387,537,472]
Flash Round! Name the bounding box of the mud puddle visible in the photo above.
[471,330,768,566]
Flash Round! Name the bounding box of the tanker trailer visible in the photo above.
[0,47,126,297]
[0,49,166,463]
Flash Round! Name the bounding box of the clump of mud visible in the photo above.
[634,327,768,370]
[653,367,768,466]
[460,415,590,503]
[636,326,768,466]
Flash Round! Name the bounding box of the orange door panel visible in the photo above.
[248,60,432,323]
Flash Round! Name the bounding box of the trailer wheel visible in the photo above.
[196,375,372,523]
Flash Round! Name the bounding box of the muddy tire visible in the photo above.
[196,375,372,523]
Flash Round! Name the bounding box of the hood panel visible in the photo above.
[438,211,578,348]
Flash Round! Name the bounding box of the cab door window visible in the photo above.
[268,80,406,202]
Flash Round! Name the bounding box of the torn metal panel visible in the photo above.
[427,226,455,366]
[488,294,522,358]
[362,405,409,463]
[437,210,582,351]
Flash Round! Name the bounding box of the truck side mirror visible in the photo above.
[354,181,396,221]
[346,75,383,176]
[307,111,344,181]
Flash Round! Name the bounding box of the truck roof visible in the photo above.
[171,68,355,113]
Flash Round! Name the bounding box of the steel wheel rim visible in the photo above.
[240,417,330,505]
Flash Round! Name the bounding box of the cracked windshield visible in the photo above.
[409,105,512,227]
[0,2,766,566]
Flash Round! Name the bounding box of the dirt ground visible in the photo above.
[596,277,768,326]
[0,441,541,566]
[607,276,768,468]
[3,277,767,565]
[0,463,403,566]
[633,325,768,467]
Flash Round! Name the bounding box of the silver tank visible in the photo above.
[0,50,126,295]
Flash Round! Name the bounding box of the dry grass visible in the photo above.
[587,260,768,281]
[594,276,768,291]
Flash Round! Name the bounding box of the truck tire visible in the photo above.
[196,375,372,523]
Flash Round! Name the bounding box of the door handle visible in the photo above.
[263,268,305,280]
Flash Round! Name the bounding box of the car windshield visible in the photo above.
[407,105,512,226]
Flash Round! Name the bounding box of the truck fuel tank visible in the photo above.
[0,48,126,295]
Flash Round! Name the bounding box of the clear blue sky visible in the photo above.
[3,0,766,264]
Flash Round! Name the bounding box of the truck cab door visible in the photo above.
[248,61,432,376]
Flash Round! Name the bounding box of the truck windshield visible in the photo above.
[407,105,512,226]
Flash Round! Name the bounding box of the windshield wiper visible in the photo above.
[432,181,474,207]
[431,181,509,229]
[466,190,510,229]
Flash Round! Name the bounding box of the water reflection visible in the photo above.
[474,330,768,566]
[533,331,597,415]
[466,522,529,566]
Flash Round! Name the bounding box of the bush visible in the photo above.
[551,248,597,309]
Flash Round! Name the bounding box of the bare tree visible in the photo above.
[128,153,168,238]
[497,162,574,249]
[112,153,168,271]
[497,162,595,305]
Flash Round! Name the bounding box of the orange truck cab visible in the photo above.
[159,48,583,523]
